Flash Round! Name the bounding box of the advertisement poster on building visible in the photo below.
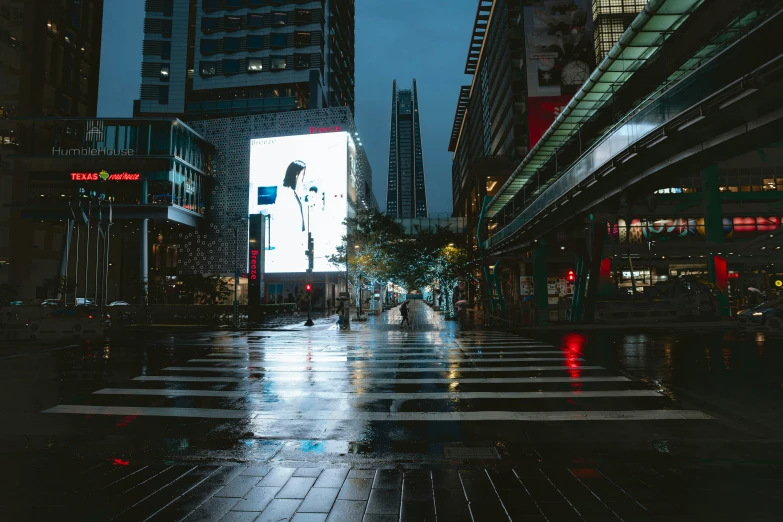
[520,277,534,296]
[249,133,349,273]
[524,0,594,147]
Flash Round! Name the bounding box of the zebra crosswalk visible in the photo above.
[41,317,713,434]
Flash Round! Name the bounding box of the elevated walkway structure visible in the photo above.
[478,0,783,324]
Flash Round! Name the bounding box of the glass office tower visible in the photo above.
[386,79,427,219]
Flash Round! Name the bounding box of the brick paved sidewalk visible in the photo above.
[4,458,781,521]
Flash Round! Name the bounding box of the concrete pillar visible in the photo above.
[533,245,549,325]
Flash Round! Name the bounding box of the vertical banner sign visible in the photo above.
[248,214,266,306]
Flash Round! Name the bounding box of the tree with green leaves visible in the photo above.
[329,210,406,314]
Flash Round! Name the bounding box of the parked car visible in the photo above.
[107,301,129,306]
[74,298,94,306]
[8,300,23,306]
[41,299,62,307]
[737,298,783,332]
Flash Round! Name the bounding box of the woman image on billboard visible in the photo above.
[282,160,308,235]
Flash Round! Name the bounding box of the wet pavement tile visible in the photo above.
[433,489,472,522]
[338,477,374,501]
[220,511,262,522]
[277,476,318,498]
[180,496,239,522]
[293,467,324,478]
[325,499,367,522]
[314,468,350,489]
[215,475,262,498]
[365,488,401,515]
[297,487,340,513]
[255,498,302,522]
[372,469,402,489]
[291,514,328,522]
[256,467,296,487]
[231,486,281,511]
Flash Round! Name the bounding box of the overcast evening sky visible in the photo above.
[97,0,477,215]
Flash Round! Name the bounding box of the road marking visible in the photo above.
[93,388,662,400]
[162,365,605,373]
[42,405,713,421]
[205,349,562,356]
[131,375,630,384]
[42,404,248,418]
[202,351,570,359]
[187,357,582,364]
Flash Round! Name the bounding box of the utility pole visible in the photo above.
[305,232,314,326]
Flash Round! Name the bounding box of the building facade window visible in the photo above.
[200,39,218,54]
[295,9,311,25]
[247,58,263,72]
[225,0,241,9]
[270,56,286,70]
[200,61,216,76]
[201,17,218,33]
[160,65,170,81]
[224,15,241,31]
[223,37,240,52]
[161,41,171,59]
[294,32,310,47]
[159,86,169,104]
[271,12,287,27]
[247,34,263,51]
[223,59,240,74]
[162,20,172,38]
[270,33,286,49]
[248,13,263,29]
[293,53,310,68]
[202,0,219,11]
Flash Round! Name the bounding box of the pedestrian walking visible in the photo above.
[400,300,411,328]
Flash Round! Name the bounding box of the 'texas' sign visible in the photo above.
[70,171,141,181]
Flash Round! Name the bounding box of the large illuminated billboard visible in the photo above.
[249,132,349,273]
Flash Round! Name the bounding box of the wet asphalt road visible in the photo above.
[1,301,782,521]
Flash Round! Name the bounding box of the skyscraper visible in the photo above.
[134,0,355,119]
[386,80,427,218]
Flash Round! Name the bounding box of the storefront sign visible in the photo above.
[70,171,141,181]
[309,126,341,134]
[53,147,135,156]
[248,214,265,306]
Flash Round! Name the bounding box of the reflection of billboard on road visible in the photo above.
[525,1,595,147]
[249,133,349,273]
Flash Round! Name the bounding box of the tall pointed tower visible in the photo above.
[387,79,428,218]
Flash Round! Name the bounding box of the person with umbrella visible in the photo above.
[455,299,469,329]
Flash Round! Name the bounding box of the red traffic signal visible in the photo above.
[567,270,575,282]
[305,283,312,293]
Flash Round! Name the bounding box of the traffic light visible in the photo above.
[567,270,575,282]
[305,283,312,293]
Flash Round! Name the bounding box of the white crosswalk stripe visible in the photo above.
[41,302,713,428]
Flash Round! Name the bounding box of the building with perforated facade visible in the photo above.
[134,0,355,120]
[188,106,375,307]
[386,80,427,219]
[592,0,646,63]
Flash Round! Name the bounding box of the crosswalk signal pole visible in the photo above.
[304,233,314,327]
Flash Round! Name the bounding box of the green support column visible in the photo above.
[702,165,729,317]
[570,255,585,322]
[533,245,549,325]
[702,164,724,243]
[482,264,496,314]
[493,260,508,313]
[583,220,606,323]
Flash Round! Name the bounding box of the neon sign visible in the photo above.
[310,126,341,134]
[70,171,141,181]
[250,249,259,281]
